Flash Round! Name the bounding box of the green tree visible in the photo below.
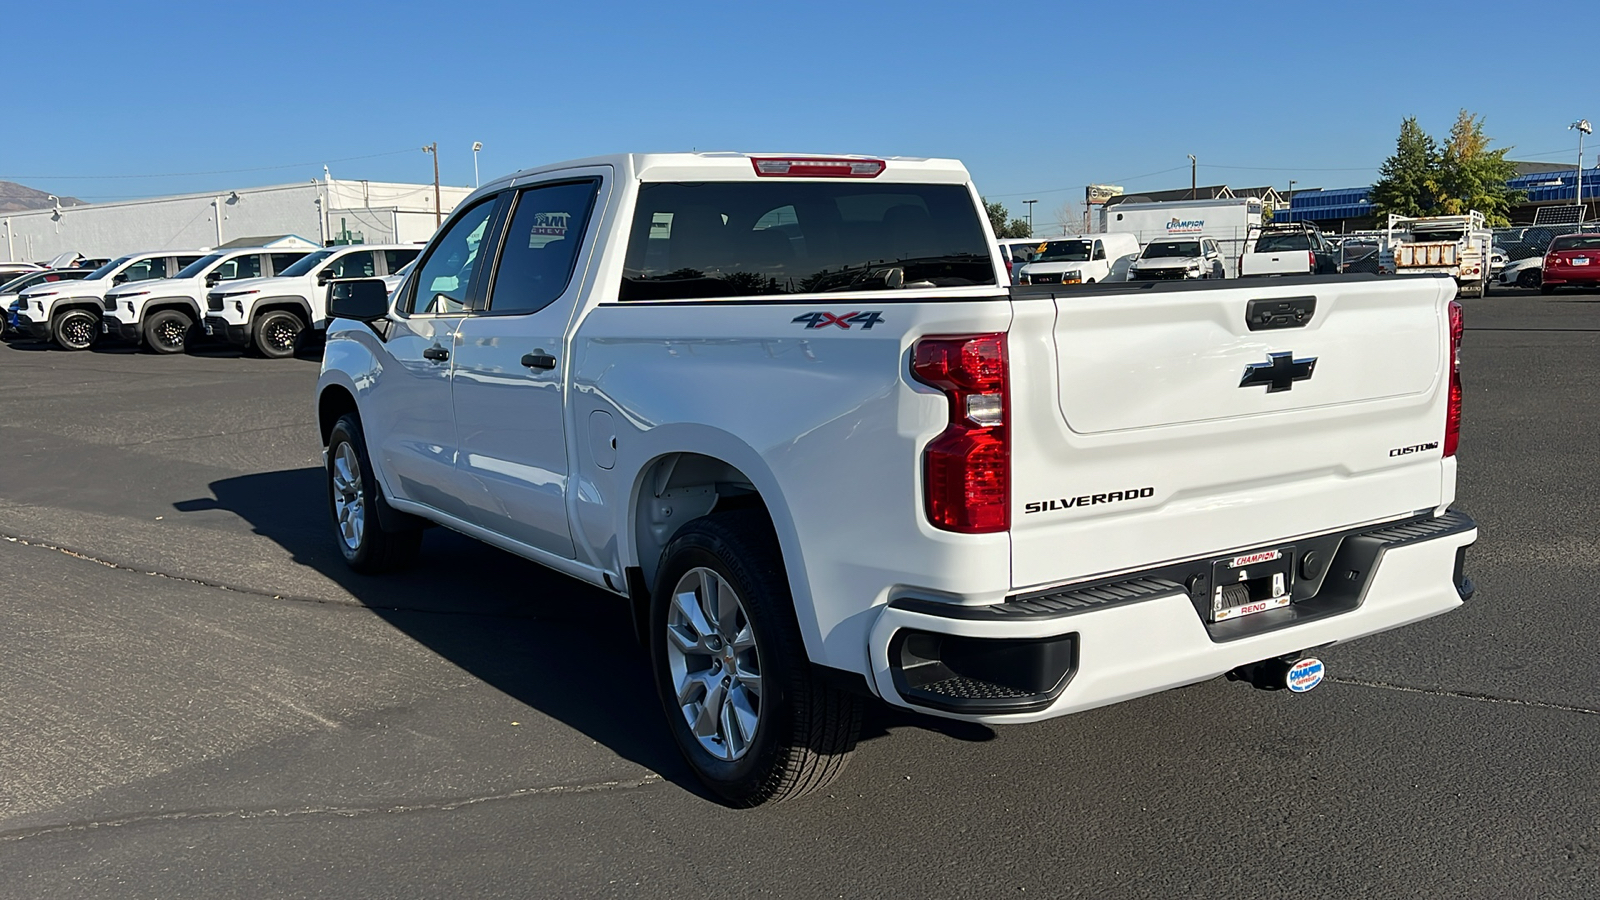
[983,198,1033,238]
[1436,109,1522,226]
[1369,116,1443,219]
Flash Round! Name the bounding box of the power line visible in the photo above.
[984,165,1189,198]
[0,147,421,181]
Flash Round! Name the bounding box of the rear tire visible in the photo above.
[51,308,98,351]
[326,413,422,574]
[650,510,861,806]
[254,309,305,359]
[143,308,194,354]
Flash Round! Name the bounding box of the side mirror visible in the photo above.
[112,273,128,285]
[205,272,222,286]
[328,278,391,323]
[316,268,335,284]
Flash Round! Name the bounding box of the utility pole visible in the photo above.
[423,142,441,228]
[472,141,483,188]
[1024,199,1038,235]
[1188,155,1197,200]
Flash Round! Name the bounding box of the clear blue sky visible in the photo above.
[8,0,1585,226]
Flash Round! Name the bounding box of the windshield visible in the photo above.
[176,253,225,280]
[1032,240,1092,263]
[621,181,995,300]
[1550,235,1600,251]
[85,255,133,281]
[1142,241,1201,259]
[276,249,335,277]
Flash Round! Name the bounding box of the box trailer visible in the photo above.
[1100,198,1264,278]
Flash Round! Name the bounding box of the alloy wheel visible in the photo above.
[331,441,365,551]
[665,566,763,761]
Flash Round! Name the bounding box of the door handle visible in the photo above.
[521,351,557,370]
[423,345,449,362]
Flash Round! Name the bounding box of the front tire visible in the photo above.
[326,413,422,574]
[144,309,194,354]
[651,510,861,806]
[1518,269,1542,289]
[52,309,98,351]
[254,309,306,359]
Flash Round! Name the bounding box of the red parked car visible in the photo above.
[1540,234,1600,293]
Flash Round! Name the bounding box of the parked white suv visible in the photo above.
[14,251,206,349]
[102,247,311,353]
[203,244,419,357]
[315,151,1475,805]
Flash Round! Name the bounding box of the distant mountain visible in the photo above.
[0,181,84,213]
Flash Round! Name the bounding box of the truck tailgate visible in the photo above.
[1241,250,1312,277]
[1006,276,1455,591]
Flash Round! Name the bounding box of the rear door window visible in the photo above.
[270,253,308,276]
[328,250,377,279]
[382,248,420,275]
[620,181,995,300]
[215,254,264,281]
[485,180,600,315]
[118,257,167,283]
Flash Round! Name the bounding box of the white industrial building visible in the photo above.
[0,178,474,262]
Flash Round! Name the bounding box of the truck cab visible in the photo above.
[102,247,311,353]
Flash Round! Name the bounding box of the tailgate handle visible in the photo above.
[1246,296,1316,331]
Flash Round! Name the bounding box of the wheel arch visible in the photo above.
[623,431,819,659]
[144,297,201,320]
[317,382,359,446]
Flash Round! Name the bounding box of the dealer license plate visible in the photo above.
[1208,545,1295,622]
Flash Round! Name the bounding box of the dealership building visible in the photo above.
[0,177,473,263]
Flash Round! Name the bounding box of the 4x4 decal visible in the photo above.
[792,311,884,330]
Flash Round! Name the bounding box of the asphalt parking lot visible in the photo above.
[2,289,1598,899]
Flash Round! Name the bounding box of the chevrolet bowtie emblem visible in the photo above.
[1240,351,1317,393]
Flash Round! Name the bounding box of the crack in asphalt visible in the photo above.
[113,422,311,447]
[0,775,664,843]
[1329,676,1600,716]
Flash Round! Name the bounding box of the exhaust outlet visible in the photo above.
[1227,655,1325,693]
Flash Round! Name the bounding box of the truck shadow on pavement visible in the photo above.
[180,467,994,802]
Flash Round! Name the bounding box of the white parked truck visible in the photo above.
[1240,221,1340,277]
[13,251,207,350]
[316,152,1477,806]
[1379,211,1493,298]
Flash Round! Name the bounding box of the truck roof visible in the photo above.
[493,152,974,191]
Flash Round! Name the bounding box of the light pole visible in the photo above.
[422,143,441,228]
[1023,199,1038,235]
[1188,155,1197,200]
[1571,119,1592,221]
[472,141,483,188]
[1286,180,1296,219]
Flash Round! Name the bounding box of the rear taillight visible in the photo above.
[912,333,1009,533]
[1444,300,1462,457]
[1308,250,1316,270]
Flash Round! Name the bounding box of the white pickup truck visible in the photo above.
[1240,222,1340,277]
[315,152,1477,806]
[1380,212,1493,298]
